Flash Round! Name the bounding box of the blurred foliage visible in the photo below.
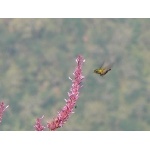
[0,18,150,130]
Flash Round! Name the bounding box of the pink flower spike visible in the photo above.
[0,101,9,124]
[34,115,46,131]
[47,55,85,131]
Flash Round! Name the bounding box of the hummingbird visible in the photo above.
[94,61,113,76]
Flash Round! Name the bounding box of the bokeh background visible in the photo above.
[0,18,150,130]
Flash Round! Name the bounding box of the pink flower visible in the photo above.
[47,55,85,130]
[0,101,9,124]
[34,115,45,131]
[34,55,85,131]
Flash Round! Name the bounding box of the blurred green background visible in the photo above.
[0,18,150,131]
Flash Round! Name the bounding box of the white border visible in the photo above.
[0,131,150,150]
[0,0,150,18]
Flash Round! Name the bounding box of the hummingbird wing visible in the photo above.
[99,61,105,69]
[105,62,114,70]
